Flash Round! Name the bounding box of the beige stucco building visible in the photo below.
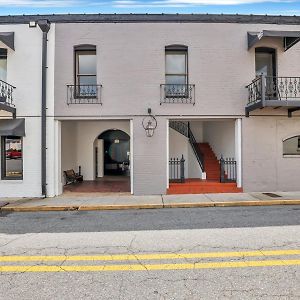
[1,14,300,197]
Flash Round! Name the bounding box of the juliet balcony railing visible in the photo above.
[246,75,300,117]
[160,84,195,105]
[0,79,15,108]
[67,84,102,105]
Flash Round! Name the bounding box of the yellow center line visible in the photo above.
[0,249,300,262]
[0,259,300,272]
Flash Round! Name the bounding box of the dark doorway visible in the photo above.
[255,47,276,77]
[255,47,277,100]
[98,129,130,176]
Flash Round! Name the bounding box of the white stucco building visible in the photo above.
[1,14,300,197]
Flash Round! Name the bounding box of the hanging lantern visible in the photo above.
[142,108,157,137]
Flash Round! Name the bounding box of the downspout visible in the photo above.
[38,20,50,198]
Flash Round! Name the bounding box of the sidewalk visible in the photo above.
[1,191,300,212]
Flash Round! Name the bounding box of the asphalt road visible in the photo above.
[1,205,300,234]
[0,206,300,299]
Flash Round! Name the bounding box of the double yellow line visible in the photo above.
[1,249,300,272]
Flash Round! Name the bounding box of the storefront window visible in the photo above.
[1,136,23,179]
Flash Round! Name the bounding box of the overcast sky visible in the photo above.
[0,0,299,16]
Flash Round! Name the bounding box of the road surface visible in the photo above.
[0,206,299,299]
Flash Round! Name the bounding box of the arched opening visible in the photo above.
[96,129,130,177]
[283,135,300,156]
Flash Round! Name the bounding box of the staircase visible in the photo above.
[167,179,243,194]
[168,122,243,194]
[169,121,205,173]
[196,143,220,180]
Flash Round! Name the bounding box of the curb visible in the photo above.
[0,199,300,212]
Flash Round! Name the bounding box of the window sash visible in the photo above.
[165,50,188,84]
[75,50,97,86]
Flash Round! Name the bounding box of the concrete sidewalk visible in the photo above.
[1,191,300,212]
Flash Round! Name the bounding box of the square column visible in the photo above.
[132,116,168,195]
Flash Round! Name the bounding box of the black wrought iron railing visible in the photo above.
[187,122,205,172]
[246,76,262,105]
[246,75,300,106]
[220,157,237,183]
[169,155,185,183]
[0,79,15,107]
[160,84,195,105]
[169,120,205,172]
[67,84,102,105]
[169,120,189,137]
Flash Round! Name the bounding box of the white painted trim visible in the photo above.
[235,118,242,188]
[130,119,134,195]
[166,119,169,189]
[54,120,62,196]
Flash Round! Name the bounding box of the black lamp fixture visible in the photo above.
[142,108,157,137]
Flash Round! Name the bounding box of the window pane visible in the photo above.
[78,75,97,86]
[0,58,7,82]
[166,54,186,74]
[166,75,186,85]
[3,137,22,178]
[78,54,96,75]
[283,136,300,155]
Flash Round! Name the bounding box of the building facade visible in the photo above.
[1,14,300,197]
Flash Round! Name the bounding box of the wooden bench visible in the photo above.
[64,169,83,185]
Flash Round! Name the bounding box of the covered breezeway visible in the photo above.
[60,119,132,195]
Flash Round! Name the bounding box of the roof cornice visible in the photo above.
[0,13,300,25]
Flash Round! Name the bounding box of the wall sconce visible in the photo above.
[142,108,157,137]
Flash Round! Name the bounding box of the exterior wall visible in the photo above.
[2,17,300,196]
[54,22,300,118]
[61,121,78,181]
[132,117,167,195]
[0,24,56,197]
[242,116,300,192]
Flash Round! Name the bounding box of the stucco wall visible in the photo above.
[0,117,42,197]
[61,121,78,179]
[54,22,300,118]
[242,116,300,192]
[0,24,56,197]
[132,116,167,195]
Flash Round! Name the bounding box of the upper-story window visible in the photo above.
[161,45,194,104]
[67,45,101,104]
[74,45,97,98]
[0,48,7,82]
[165,45,188,87]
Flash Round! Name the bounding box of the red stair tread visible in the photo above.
[168,142,241,194]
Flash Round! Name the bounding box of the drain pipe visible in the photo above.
[38,20,50,198]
